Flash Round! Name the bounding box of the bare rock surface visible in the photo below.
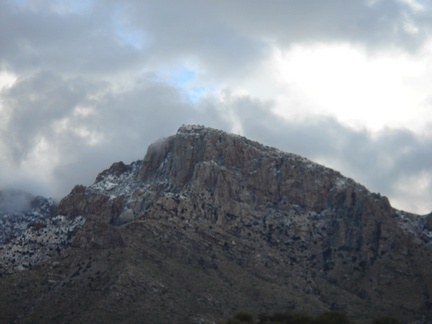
[1,125,432,323]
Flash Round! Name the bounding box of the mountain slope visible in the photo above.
[1,125,431,323]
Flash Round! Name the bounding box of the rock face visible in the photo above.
[1,125,432,323]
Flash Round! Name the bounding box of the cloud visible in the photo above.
[0,1,143,76]
[120,0,432,71]
[3,0,432,79]
[1,71,99,162]
[0,189,34,213]
[0,0,431,216]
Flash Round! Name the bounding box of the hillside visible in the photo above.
[1,125,431,323]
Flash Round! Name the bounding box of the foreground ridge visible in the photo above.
[1,125,432,323]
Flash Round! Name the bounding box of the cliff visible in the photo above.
[1,125,431,323]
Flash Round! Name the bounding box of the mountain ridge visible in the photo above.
[1,125,431,323]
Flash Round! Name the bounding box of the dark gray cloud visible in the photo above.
[4,0,430,79]
[0,1,143,75]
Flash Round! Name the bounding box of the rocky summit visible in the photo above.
[1,125,432,323]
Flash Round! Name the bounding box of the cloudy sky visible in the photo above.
[1,0,431,214]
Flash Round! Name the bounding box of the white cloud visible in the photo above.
[399,0,426,12]
[0,71,17,91]
[268,42,432,133]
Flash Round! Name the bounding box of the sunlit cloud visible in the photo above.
[270,42,432,132]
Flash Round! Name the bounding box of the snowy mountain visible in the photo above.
[1,125,431,323]
[0,190,84,274]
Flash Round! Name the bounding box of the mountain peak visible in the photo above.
[2,125,432,323]
[177,123,209,133]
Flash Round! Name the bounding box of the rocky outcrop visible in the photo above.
[58,185,124,223]
[1,125,432,323]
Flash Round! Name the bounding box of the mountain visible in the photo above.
[1,125,432,323]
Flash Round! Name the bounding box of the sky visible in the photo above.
[0,0,431,214]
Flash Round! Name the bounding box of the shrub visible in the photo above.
[288,311,314,323]
[233,312,254,322]
[220,312,254,324]
[257,311,313,323]
[372,317,400,324]
[313,311,350,324]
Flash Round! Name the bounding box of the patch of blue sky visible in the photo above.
[185,84,216,102]
[114,25,146,50]
[158,66,215,103]
[169,67,196,86]
[110,3,147,50]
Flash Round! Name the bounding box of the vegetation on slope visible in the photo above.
[220,310,400,324]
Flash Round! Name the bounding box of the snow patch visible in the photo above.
[0,215,85,274]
